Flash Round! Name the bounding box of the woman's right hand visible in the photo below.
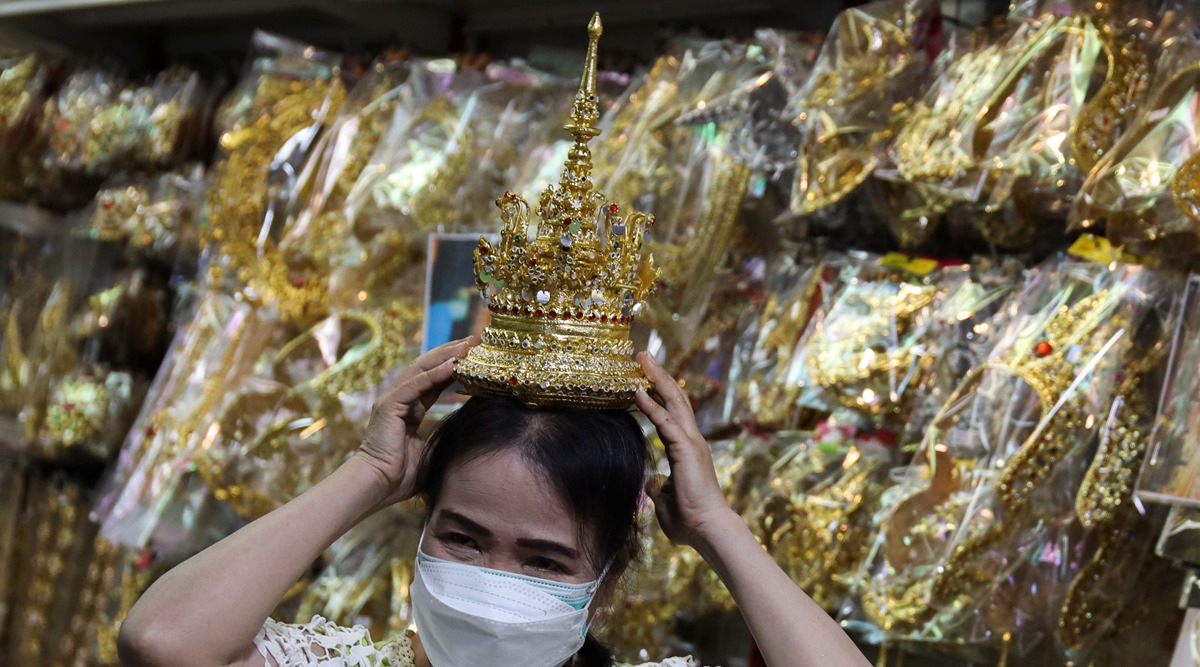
[357,336,475,508]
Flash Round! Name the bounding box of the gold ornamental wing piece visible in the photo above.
[453,12,660,410]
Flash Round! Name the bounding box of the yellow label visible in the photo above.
[1068,233,1152,266]
[880,252,939,276]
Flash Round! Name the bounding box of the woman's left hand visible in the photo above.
[635,352,735,550]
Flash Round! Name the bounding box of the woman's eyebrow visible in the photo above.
[438,509,493,537]
[515,537,579,560]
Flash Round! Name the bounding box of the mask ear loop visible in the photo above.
[589,554,617,594]
[417,522,430,558]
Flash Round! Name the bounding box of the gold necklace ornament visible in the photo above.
[1067,12,1154,176]
[862,264,1146,637]
[454,13,659,410]
[1057,371,1156,656]
[922,284,1133,615]
[1072,44,1200,256]
[204,71,347,325]
[788,0,933,216]
[806,269,939,422]
[196,299,420,520]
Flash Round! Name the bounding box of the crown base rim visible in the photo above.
[455,374,640,411]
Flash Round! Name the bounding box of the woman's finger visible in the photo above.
[638,352,695,417]
[381,337,475,396]
[388,358,459,416]
[635,389,681,435]
[638,353,703,441]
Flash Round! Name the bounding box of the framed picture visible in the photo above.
[423,231,496,344]
[422,233,496,407]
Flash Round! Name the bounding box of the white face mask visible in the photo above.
[410,530,611,667]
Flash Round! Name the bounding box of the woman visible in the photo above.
[118,338,871,667]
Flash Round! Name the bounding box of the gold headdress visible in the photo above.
[453,13,659,410]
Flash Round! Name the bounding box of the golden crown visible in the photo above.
[453,12,659,409]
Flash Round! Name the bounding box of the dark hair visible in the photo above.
[420,396,651,667]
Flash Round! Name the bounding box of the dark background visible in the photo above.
[0,0,1011,76]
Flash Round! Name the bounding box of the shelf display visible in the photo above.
[4,1,1200,665]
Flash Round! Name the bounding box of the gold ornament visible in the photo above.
[204,73,347,325]
[863,275,1138,633]
[1068,17,1153,176]
[40,373,130,452]
[454,13,659,410]
[923,287,1132,610]
[807,275,938,420]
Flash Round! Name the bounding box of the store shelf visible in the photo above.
[0,0,836,67]
[0,0,457,64]
[461,0,810,32]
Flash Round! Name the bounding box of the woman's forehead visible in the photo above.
[436,449,582,543]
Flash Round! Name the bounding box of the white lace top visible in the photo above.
[254,616,704,667]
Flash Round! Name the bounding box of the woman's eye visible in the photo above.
[444,533,478,549]
[529,557,564,573]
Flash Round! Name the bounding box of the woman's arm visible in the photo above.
[635,353,871,667]
[118,338,473,667]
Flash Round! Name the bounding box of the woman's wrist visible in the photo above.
[341,452,403,518]
[691,506,750,561]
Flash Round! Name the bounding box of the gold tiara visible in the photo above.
[453,12,659,410]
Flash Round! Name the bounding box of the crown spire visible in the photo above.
[561,13,603,196]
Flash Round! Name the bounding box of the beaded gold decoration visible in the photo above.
[1170,137,1200,239]
[807,277,938,420]
[61,535,118,666]
[40,374,119,450]
[205,73,347,324]
[1068,19,1153,175]
[926,286,1132,612]
[454,13,659,410]
[1058,372,1154,653]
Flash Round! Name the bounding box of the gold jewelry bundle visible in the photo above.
[454,13,659,410]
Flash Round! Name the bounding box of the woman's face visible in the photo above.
[423,448,598,584]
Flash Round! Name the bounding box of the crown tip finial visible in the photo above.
[580,12,602,97]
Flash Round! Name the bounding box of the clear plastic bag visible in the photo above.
[787,0,936,217]
[860,258,1175,663]
[594,38,767,341]
[877,25,1010,246]
[202,30,345,325]
[85,165,207,264]
[97,290,279,555]
[1071,11,1200,257]
[800,254,943,428]
[1137,274,1200,507]
[727,244,833,431]
[964,7,1157,247]
[191,302,418,521]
